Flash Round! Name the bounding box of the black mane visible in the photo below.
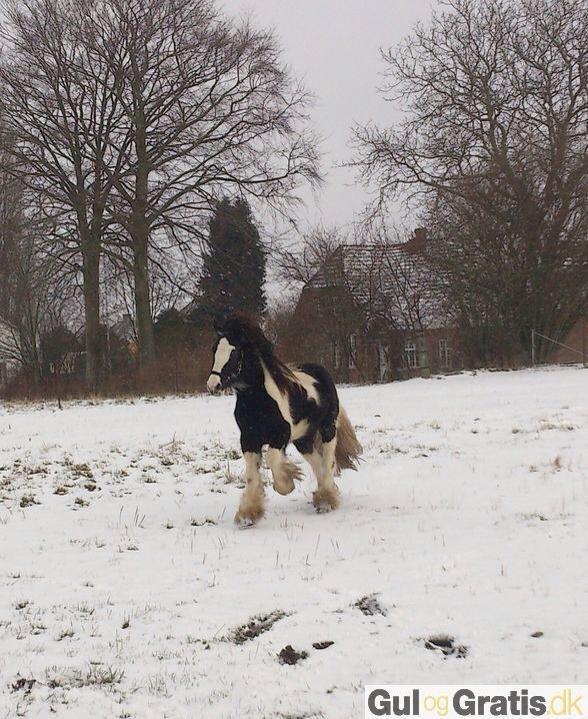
[223,313,296,393]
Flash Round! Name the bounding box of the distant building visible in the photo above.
[110,313,135,344]
[289,230,463,383]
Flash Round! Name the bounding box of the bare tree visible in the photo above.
[0,169,60,382]
[275,226,345,286]
[353,0,588,363]
[0,0,127,390]
[84,0,320,365]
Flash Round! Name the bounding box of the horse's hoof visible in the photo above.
[234,504,265,526]
[273,478,295,496]
[234,514,256,528]
[312,487,340,512]
[315,503,332,514]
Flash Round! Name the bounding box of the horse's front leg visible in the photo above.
[234,442,265,526]
[266,423,299,496]
[295,425,339,513]
[267,446,303,495]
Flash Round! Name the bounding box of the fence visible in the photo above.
[531,328,587,367]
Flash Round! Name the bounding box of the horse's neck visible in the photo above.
[236,347,265,391]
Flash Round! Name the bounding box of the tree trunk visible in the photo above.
[82,242,101,392]
[132,230,155,367]
[130,98,155,368]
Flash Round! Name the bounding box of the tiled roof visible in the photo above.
[306,243,450,329]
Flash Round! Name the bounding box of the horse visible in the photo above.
[206,314,363,525]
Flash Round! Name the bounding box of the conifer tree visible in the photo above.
[197,198,266,321]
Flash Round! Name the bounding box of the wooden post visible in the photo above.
[531,328,536,366]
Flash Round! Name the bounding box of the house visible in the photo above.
[288,230,462,383]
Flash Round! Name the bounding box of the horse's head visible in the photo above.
[206,317,246,394]
[207,314,274,394]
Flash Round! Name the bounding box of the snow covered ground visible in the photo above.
[1,366,587,718]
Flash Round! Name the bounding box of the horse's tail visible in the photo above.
[334,406,363,474]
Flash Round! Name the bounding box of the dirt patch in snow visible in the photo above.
[354,594,387,616]
[312,641,334,650]
[278,645,308,665]
[230,610,287,644]
[424,635,468,658]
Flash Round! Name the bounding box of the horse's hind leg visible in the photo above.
[312,428,340,512]
[294,430,339,513]
[235,450,265,526]
[267,446,302,496]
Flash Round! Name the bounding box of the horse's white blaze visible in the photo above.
[207,337,235,391]
[260,361,319,440]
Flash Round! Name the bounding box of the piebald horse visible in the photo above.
[207,315,363,525]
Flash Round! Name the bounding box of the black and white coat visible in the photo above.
[207,316,361,524]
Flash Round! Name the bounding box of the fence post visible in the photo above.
[531,328,536,366]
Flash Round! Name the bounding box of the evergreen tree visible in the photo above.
[197,198,266,322]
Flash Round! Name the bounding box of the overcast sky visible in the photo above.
[223,0,436,233]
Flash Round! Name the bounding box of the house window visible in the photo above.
[332,339,341,368]
[405,340,418,369]
[348,334,357,369]
[438,339,450,369]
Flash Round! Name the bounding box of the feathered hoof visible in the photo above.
[273,476,295,495]
[234,493,265,526]
[234,514,257,528]
[271,459,302,496]
[312,486,340,513]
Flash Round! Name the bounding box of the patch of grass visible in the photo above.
[11,676,36,694]
[519,512,548,522]
[223,461,242,485]
[46,664,124,689]
[190,517,217,527]
[65,460,94,479]
[146,673,169,697]
[20,494,40,508]
[56,626,75,641]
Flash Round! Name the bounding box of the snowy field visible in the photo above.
[1,366,587,718]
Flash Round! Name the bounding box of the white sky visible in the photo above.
[223,0,437,232]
